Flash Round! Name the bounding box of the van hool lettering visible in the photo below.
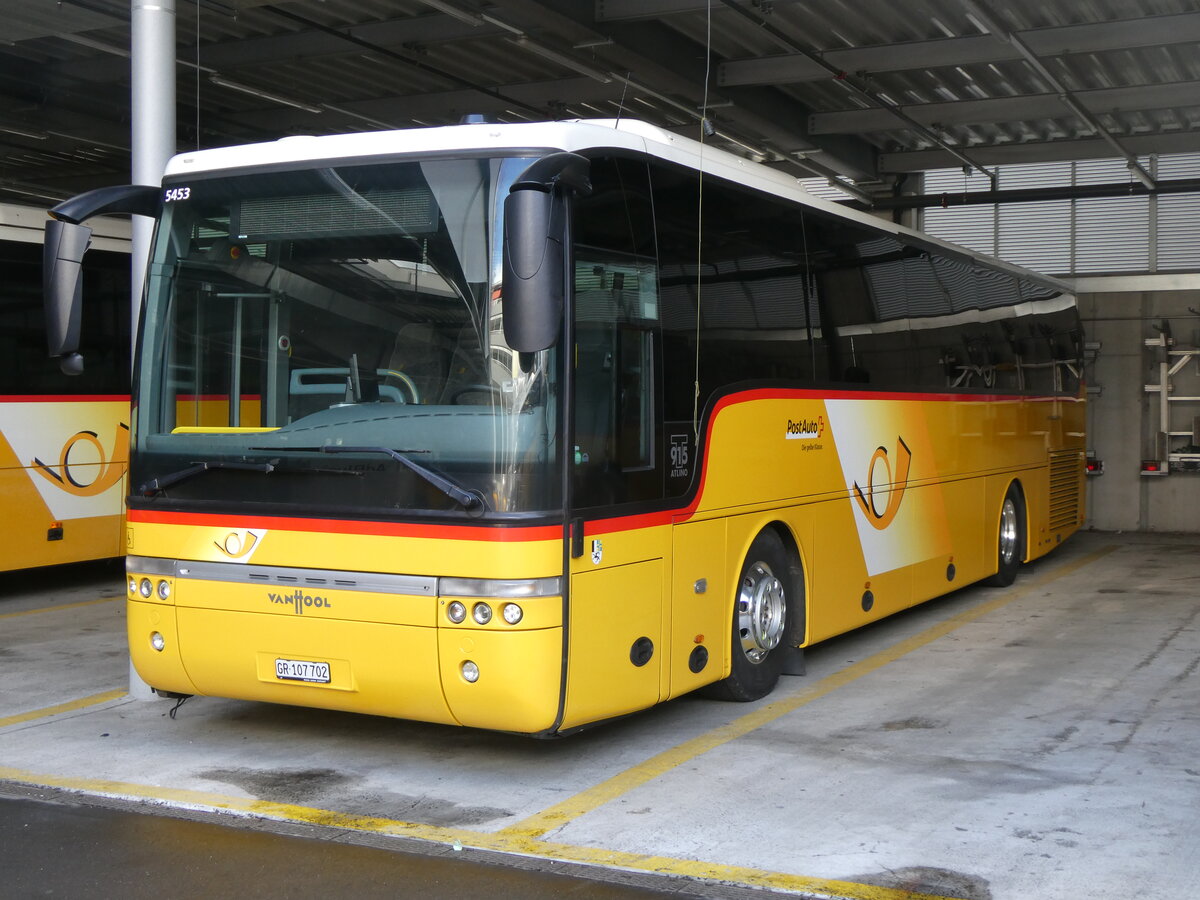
[268,589,332,615]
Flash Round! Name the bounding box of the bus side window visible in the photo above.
[570,155,663,510]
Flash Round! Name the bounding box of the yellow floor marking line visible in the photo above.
[503,545,1118,841]
[0,546,1116,900]
[0,596,121,620]
[0,765,963,900]
[0,690,128,730]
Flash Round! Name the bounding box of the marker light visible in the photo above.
[156,580,171,600]
[472,603,493,625]
[502,603,523,625]
[139,578,153,598]
[461,660,480,683]
[150,632,165,652]
[446,601,467,623]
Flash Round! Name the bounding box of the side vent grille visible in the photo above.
[1049,451,1082,531]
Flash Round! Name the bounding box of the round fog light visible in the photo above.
[446,601,467,623]
[139,578,153,598]
[461,660,480,683]
[157,580,171,600]
[150,631,165,652]
[502,603,523,625]
[472,602,492,625]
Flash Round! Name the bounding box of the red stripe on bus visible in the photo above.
[127,508,562,542]
[174,394,263,402]
[0,395,131,402]
[129,386,1078,541]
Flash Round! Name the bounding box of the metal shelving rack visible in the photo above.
[1143,325,1200,474]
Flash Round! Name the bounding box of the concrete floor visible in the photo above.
[1,532,1197,900]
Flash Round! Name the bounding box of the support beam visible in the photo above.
[862,177,1200,211]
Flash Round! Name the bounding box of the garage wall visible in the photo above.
[1076,274,1200,533]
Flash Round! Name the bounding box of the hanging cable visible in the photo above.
[195,0,201,149]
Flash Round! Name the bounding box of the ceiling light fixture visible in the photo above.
[209,75,323,114]
[0,124,49,140]
[419,0,484,27]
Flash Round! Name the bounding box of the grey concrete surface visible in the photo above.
[1,533,1198,900]
[0,793,707,900]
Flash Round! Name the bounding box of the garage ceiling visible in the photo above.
[2,0,1199,207]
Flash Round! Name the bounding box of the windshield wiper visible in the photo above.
[139,459,364,494]
[139,460,275,494]
[297,445,486,513]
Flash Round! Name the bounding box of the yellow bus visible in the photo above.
[0,202,130,572]
[45,120,1084,734]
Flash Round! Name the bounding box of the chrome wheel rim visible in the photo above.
[737,561,786,664]
[999,497,1019,566]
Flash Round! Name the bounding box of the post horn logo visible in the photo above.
[214,529,266,561]
[32,423,129,497]
[852,437,912,530]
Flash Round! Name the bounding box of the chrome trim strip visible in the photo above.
[439,576,562,598]
[126,555,176,577]
[172,560,436,595]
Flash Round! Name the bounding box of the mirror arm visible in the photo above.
[49,184,162,225]
[509,152,592,197]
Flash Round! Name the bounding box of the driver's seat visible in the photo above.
[386,323,451,404]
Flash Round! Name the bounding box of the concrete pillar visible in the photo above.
[128,0,176,700]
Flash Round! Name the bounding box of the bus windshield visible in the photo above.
[134,155,560,517]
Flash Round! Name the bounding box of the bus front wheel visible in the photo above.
[986,484,1026,587]
[709,529,794,702]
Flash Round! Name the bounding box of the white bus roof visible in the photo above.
[163,118,1070,295]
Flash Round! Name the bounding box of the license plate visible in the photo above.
[274,658,331,684]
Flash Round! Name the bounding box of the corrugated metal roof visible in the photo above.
[0,0,1197,206]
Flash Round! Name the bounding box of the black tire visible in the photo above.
[707,530,796,702]
[986,483,1026,587]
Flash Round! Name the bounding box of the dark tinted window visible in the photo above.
[572,156,663,508]
[649,162,826,415]
[0,240,130,395]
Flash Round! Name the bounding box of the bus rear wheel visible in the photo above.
[709,530,794,702]
[986,483,1025,587]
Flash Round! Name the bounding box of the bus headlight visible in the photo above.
[139,578,153,598]
[150,632,165,652]
[472,603,492,625]
[157,580,171,600]
[461,661,480,683]
[129,577,138,594]
[502,603,523,625]
[446,601,467,624]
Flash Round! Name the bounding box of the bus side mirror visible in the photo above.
[44,217,93,376]
[42,184,162,377]
[502,152,591,354]
[502,187,563,353]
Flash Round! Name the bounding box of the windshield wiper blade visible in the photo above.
[140,458,367,496]
[318,445,486,512]
[140,460,275,494]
